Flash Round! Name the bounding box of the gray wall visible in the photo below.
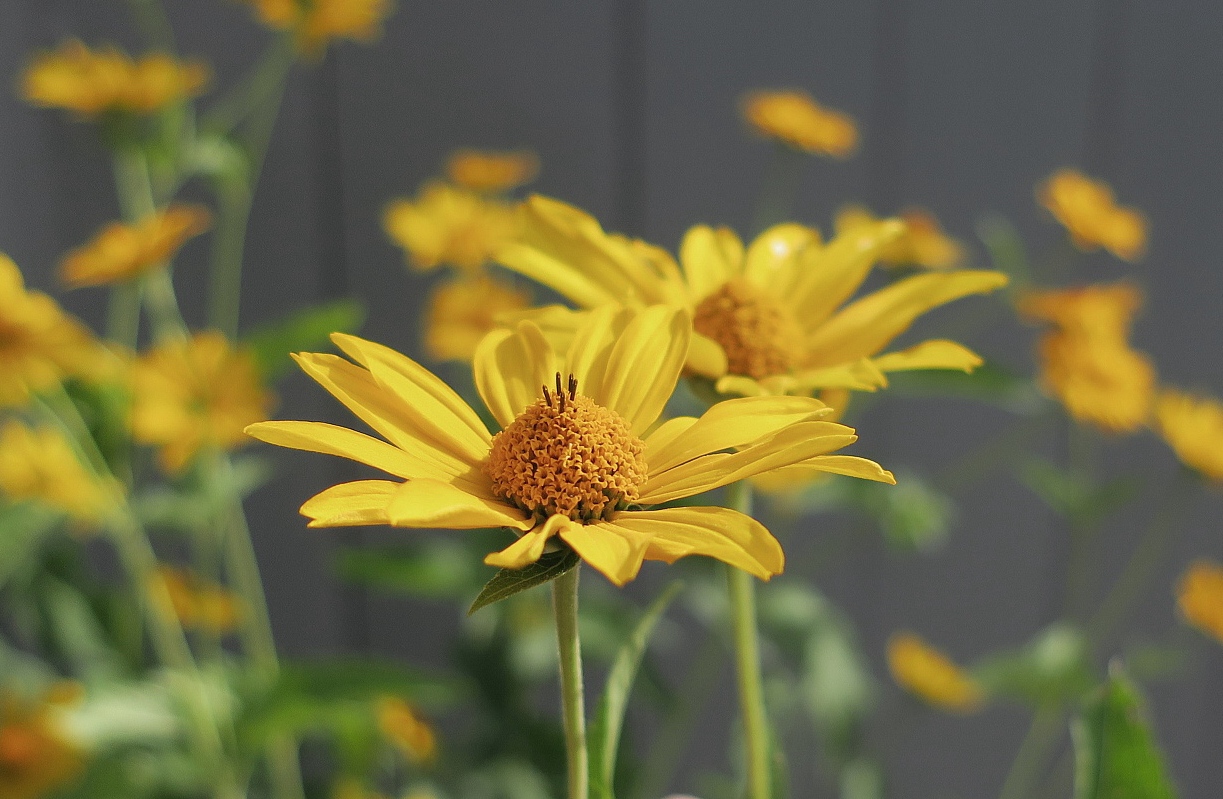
[2,2,1221,797]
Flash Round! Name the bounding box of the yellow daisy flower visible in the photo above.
[887,632,983,713]
[0,254,112,408]
[130,332,274,473]
[0,421,120,526]
[239,0,393,57]
[835,204,964,270]
[60,205,212,288]
[384,182,518,273]
[0,689,84,799]
[152,566,243,634]
[424,274,532,362]
[1177,561,1223,644]
[245,306,894,586]
[740,89,858,158]
[376,696,437,764]
[21,40,209,117]
[1154,389,1223,482]
[1020,283,1155,433]
[1038,169,1147,261]
[446,149,540,194]
[496,196,1007,398]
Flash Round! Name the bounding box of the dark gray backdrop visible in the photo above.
[1,2,1221,797]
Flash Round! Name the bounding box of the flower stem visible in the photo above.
[552,564,588,799]
[725,480,772,799]
[751,142,806,235]
[997,701,1064,799]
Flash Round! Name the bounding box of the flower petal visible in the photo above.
[300,480,398,527]
[245,420,459,482]
[473,320,558,429]
[764,454,896,485]
[742,223,821,294]
[563,304,628,400]
[387,478,532,530]
[688,331,729,379]
[679,225,744,301]
[786,219,907,329]
[559,520,652,586]
[588,305,690,435]
[788,358,889,392]
[614,506,784,580]
[483,515,572,569]
[871,339,984,373]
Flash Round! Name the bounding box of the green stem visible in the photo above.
[201,37,296,137]
[553,564,588,799]
[125,0,177,51]
[997,702,1064,799]
[751,142,807,234]
[725,481,772,799]
[142,267,190,342]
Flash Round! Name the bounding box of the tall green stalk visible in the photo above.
[553,565,589,799]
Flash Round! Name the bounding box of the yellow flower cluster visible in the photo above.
[153,566,243,633]
[1154,390,1223,483]
[424,276,532,362]
[1178,561,1223,645]
[835,205,964,270]
[446,149,539,194]
[384,182,517,273]
[887,632,983,713]
[1039,169,1147,261]
[240,0,393,57]
[60,205,212,288]
[21,40,209,117]
[376,696,437,764]
[0,421,119,526]
[741,90,857,158]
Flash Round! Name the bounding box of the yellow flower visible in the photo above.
[740,90,857,157]
[1177,561,1223,644]
[496,196,1007,398]
[1038,169,1147,261]
[0,688,84,799]
[131,332,273,473]
[240,0,393,57]
[376,697,437,764]
[384,183,517,273]
[835,204,964,270]
[21,40,209,117]
[60,205,212,288]
[0,422,119,526]
[887,632,983,713]
[1020,284,1155,433]
[153,566,243,633]
[0,255,112,407]
[246,307,894,585]
[424,274,532,362]
[1154,389,1223,482]
[446,149,540,194]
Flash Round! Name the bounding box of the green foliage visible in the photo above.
[974,623,1093,705]
[885,361,1044,413]
[469,549,581,615]
[976,215,1032,289]
[1019,458,1141,525]
[0,501,61,589]
[857,471,955,553]
[338,540,487,599]
[243,299,367,380]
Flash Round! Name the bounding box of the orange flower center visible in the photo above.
[485,373,647,523]
[693,278,804,379]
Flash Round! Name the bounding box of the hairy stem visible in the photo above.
[553,564,588,799]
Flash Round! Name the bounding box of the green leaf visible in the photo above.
[974,622,1093,705]
[1072,665,1177,799]
[0,502,62,589]
[468,549,581,615]
[884,361,1044,413]
[337,541,485,599]
[976,215,1032,288]
[243,299,366,381]
[851,471,955,553]
[588,581,682,799]
[1019,459,1141,524]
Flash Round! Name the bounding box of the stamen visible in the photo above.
[555,372,565,412]
[542,385,552,406]
[568,373,577,401]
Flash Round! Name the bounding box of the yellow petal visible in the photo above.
[563,304,629,401]
[742,223,820,295]
[804,270,1009,366]
[688,331,729,379]
[484,516,571,569]
[615,506,784,580]
[714,375,770,397]
[679,225,744,301]
[588,305,690,435]
[764,454,896,485]
[245,420,459,482]
[787,219,907,329]
[473,321,558,429]
[871,339,984,373]
[386,479,532,530]
[559,520,652,586]
[787,358,889,393]
[300,480,397,527]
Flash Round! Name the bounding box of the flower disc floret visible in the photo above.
[486,374,646,522]
[693,278,803,379]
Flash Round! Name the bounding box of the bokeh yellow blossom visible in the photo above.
[60,205,212,288]
[153,566,243,634]
[240,0,393,57]
[1177,561,1223,644]
[424,274,531,362]
[0,687,84,799]
[446,149,539,194]
[384,182,517,273]
[836,204,964,270]
[1038,169,1147,261]
[376,697,437,764]
[0,422,119,526]
[21,40,209,117]
[741,89,857,158]
[887,632,983,713]
[130,331,273,473]
[0,254,112,408]
[1020,283,1155,433]
[1154,389,1223,482]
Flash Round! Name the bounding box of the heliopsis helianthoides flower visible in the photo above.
[0,255,113,408]
[424,274,532,361]
[21,40,209,117]
[446,149,540,194]
[835,204,964,270]
[887,632,984,713]
[245,306,895,585]
[60,205,212,288]
[1020,283,1155,433]
[130,332,273,472]
[384,182,517,273]
[239,0,393,57]
[1154,389,1223,482]
[376,696,437,764]
[1177,561,1223,644]
[1038,169,1147,262]
[740,89,858,158]
[0,422,120,526]
[0,687,84,799]
[496,196,1007,398]
[152,566,243,634]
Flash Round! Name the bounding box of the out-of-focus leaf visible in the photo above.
[0,502,61,588]
[187,132,249,186]
[851,471,955,554]
[976,215,1032,289]
[270,659,462,708]
[460,758,555,799]
[244,299,366,381]
[1019,459,1141,524]
[469,549,581,615]
[885,361,1044,413]
[974,622,1093,704]
[1072,665,1177,799]
[337,541,485,599]
[37,577,124,683]
[589,581,682,799]
[62,680,182,749]
[840,757,884,799]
